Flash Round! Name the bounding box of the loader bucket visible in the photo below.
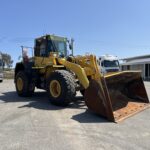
[84,71,149,122]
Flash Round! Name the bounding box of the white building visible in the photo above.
[121,54,150,81]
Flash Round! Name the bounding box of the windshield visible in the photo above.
[47,40,67,56]
[103,60,119,67]
[54,41,66,56]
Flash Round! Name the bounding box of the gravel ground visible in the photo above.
[0,80,150,150]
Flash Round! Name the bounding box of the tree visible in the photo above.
[1,53,13,68]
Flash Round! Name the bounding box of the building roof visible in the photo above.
[121,54,150,61]
[120,54,150,65]
[121,57,150,65]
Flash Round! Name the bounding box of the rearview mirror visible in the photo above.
[69,38,74,50]
[69,44,72,50]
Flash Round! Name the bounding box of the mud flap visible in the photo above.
[84,71,149,122]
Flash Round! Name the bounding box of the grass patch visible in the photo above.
[3,70,14,79]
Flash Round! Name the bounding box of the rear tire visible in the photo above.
[15,71,35,97]
[47,70,76,106]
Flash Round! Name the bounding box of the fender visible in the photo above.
[57,58,89,89]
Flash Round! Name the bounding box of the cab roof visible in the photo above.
[35,34,67,42]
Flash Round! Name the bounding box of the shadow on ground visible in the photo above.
[72,110,108,123]
[0,91,109,123]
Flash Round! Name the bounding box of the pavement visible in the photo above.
[0,80,150,150]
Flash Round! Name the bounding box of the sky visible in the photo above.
[0,0,150,67]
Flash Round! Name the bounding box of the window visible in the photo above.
[47,40,67,57]
[0,60,3,71]
[0,60,2,66]
[127,65,130,70]
[145,64,148,77]
[58,42,65,52]
[53,41,67,56]
[103,60,119,67]
[35,38,47,57]
[149,64,150,77]
[40,43,46,56]
[47,40,53,52]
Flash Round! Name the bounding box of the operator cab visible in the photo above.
[34,35,72,58]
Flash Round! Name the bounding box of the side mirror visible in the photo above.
[69,38,74,50]
[69,44,72,50]
[69,38,74,56]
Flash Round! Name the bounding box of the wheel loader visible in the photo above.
[14,34,150,122]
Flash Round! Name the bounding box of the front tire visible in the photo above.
[15,71,35,97]
[47,70,76,106]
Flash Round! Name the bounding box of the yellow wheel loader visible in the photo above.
[14,34,149,122]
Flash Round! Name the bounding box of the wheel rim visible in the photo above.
[50,80,61,98]
[17,77,24,91]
